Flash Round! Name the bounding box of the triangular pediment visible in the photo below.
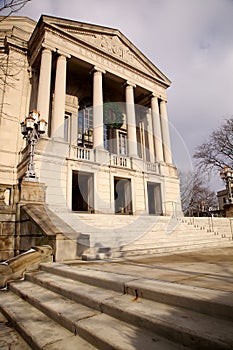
[40,15,171,86]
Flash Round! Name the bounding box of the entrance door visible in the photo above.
[114,177,132,214]
[72,171,94,212]
[147,182,162,215]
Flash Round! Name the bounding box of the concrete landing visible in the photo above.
[71,246,233,293]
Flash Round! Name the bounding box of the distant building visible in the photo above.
[217,189,228,211]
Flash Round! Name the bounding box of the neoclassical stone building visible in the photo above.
[0,16,179,215]
[0,15,181,250]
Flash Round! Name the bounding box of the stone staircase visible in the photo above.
[50,208,233,260]
[183,217,233,239]
[1,261,233,349]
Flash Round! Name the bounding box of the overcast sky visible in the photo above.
[6,0,233,189]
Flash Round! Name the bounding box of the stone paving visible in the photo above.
[0,312,30,350]
[71,246,233,293]
[1,246,233,349]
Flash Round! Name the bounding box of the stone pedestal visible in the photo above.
[20,181,46,204]
[224,203,233,217]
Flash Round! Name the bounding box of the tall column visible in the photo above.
[151,95,164,162]
[160,99,172,164]
[92,67,105,149]
[37,47,52,128]
[125,82,138,157]
[146,108,155,163]
[51,52,70,139]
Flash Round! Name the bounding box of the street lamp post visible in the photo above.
[21,110,47,181]
[220,166,233,204]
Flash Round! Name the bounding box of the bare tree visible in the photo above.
[0,0,31,17]
[179,170,217,216]
[0,2,32,118]
[194,118,233,172]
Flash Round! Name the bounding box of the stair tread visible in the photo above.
[0,291,96,350]
[25,270,233,348]
[1,286,188,350]
[26,270,120,310]
[40,262,135,293]
[9,280,99,328]
[0,310,31,350]
[40,263,233,320]
[77,312,189,350]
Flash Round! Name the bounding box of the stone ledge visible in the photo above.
[0,245,53,288]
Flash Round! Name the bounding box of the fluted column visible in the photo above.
[151,95,164,162]
[51,52,70,139]
[92,67,105,149]
[146,108,155,163]
[160,99,172,164]
[37,47,52,128]
[125,82,138,157]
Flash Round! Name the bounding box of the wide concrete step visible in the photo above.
[85,231,227,249]
[23,268,233,349]
[1,282,188,350]
[0,310,31,350]
[84,240,232,260]
[50,209,232,257]
[131,235,227,245]
[0,290,96,350]
[40,263,233,321]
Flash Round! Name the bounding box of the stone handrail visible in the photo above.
[0,245,53,289]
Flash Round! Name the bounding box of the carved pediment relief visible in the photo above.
[66,30,156,74]
[41,16,170,85]
[73,32,139,62]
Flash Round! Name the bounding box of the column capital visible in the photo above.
[150,92,167,103]
[150,92,159,99]
[57,49,71,59]
[159,97,168,103]
[41,43,56,52]
[123,81,136,88]
[90,66,106,75]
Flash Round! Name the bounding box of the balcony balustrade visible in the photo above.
[69,145,161,174]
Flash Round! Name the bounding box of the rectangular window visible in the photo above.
[77,107,93,148]
[118,132,127,155]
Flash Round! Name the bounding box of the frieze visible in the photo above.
[67,31,149,72]
[44,29,167,98]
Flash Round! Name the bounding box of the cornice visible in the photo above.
[4,36,28,53]
[41,15,171,83]
[44,26,170,91]
[30,17,171,86]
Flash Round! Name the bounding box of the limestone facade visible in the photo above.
[0,15,181,219]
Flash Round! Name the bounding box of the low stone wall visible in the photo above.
[20,204,89,261]
[0,185,17,261]
[0,245,53,288]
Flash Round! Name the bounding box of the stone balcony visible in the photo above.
[69,145,161,175]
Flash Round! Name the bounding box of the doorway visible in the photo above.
[72,171,94,212]
[147,182,162,215]
[114,177,132,214]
